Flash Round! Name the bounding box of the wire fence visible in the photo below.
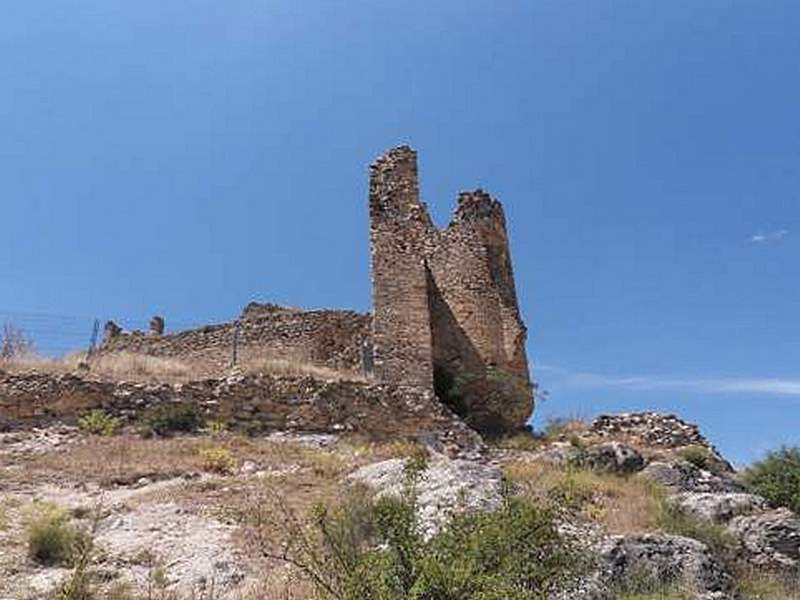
[0,308,216,358]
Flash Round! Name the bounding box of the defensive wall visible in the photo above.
[0,370,482,456]
[101,303,371,377]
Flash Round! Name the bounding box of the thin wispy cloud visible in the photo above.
[750,229,788,243]
[536,365,800,396]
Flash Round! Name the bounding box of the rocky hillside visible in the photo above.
[0,411,798,599]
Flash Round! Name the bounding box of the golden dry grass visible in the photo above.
[504,461,665,534]
[1,350,364,385]
[25,435,211,485]
[244,356,366,383]
[0,351,201,383]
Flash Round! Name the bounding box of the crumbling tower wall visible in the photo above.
[369,147,533,432]
[368,146,435,391]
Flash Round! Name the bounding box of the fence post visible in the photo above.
[231,320,240,368]
[86,319,100,362]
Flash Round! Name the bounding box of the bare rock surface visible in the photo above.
[96,502,246,594]
[727,508,800,569]
[562,533,735,600]
[673,492,767,524]
[347,455,504,538]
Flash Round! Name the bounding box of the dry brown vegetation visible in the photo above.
[504,460,665,534]
[733,567,800,600]
[0,350,365,385]
[243,356,366,383]
[1,428,427,598]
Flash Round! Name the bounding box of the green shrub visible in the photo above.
[678,446,712,471]
[78,410,121,436]
[433,366,470,418]
[141,403,201,436]
[277,464,583,600]
[655,497,734,558]
[25,503,89,566]
[743,446,800,514]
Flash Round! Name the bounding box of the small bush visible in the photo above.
[78,410,121,436]
[678,446,712,471]
[25,503,88,566]
[141,403,201,436]
[541,416,588,442]
[199,445,237,474]
[655,497,734,558]
[0,322,34,360]
[269,470,584,599]
[743,446,800,514]
[207,419,228,437]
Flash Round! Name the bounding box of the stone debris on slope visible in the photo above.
[0,425,79,457]
[638,460,743,494]
[591,412,714,450]
[583,441,646,474]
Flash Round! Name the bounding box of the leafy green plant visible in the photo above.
[25,503,90,566]
[140,403,201,436]
[743,446,800,514]
[678,446,713,471]
[654,497,734,558]
[264,458,583,600]
[78,410,121,436]
[433,366,470,418]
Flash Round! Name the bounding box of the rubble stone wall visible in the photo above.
[101,304,371,376]
[0,371,482,455]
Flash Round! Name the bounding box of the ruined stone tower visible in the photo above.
[369,146,533,433]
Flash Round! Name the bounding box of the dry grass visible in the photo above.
[504,461,665,534]
[1,350,365,385]
[539,415,590,442]
[236,567,316,599]
[0,351,201,383]
[244,356,366,383]
[733,568,800,600]
[26,435,211,485]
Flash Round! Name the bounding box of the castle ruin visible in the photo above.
[101,146,533,433]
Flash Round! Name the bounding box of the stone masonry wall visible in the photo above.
[369,147,532,432]
[368,147,436,390]
[0,371,482,456]
[101,303,371,376]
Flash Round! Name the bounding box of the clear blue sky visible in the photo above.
[1,2,798,465]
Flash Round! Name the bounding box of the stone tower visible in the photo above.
[369,145,533,433]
